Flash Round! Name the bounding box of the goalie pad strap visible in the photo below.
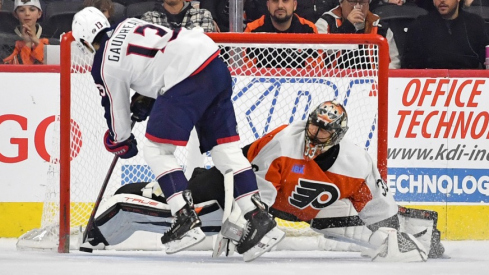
[311,215,365,229]
[367,215,400,232]
[269,208,308,223]
[398,206,438,225]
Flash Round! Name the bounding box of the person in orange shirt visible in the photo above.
[3,0,49,65]
[244,0,320,68]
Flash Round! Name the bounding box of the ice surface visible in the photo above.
[1,238,488,275]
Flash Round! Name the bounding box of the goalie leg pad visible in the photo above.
[88,192,224,249]
[310,199,373,251]
[398,206,445,258]
[212,170,245,258]
[370,227,428,262]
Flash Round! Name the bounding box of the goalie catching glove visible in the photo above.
[369,227,428,262]
[104,131,138,159]
[130,93,155,122]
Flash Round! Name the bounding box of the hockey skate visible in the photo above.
[161,190,205,254]
[236,194,286,262]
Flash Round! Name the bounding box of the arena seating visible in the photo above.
[468,0,489,6]
[464,5,489,21]
[0,0,16,33]
[42,1,84,38]
[464,5,489,36]
[111,1,127,24]
[0,12,17,34]
[373,3,427,62]
[126,1,157,19]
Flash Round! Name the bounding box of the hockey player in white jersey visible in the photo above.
[71,7,285,261]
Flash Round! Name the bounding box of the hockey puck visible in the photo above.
[79,247,93,253]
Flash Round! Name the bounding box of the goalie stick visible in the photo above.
[80,121,136,253]
[212,169,235,257]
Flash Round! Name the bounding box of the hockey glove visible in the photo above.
[104,130,138,159]
[130,93,155,122]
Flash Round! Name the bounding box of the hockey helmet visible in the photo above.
[304,100,349,161]
[72,7,110,52]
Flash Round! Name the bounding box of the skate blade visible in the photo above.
[165,228,206,254]
[242,227,285,262]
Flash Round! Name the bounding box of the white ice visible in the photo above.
[1,238,488,275]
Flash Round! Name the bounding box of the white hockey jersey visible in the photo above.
[91,18,219,142]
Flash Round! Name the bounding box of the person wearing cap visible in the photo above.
[3,0,49,64]
[315,0,401,69]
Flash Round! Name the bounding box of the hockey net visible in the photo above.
[17,32,389,253]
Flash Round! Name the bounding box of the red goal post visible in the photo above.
[53,32,388,253]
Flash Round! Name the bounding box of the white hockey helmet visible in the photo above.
[72,7,110,51]
[304,100,349,161]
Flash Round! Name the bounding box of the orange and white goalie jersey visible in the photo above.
[245,120,398,226]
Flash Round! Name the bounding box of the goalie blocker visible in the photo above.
[83,167,444,260]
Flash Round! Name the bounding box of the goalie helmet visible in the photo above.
[72,7,110,52]
[304,100,349,161]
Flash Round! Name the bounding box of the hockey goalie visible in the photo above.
[82,101,444,262]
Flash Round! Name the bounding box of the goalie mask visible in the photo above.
[304,100,349,161]
[72,7,110,53]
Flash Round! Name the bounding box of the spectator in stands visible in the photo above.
[141,0,215,31]
[83,0,114,20]
[244,0,319,68]
[3,0,50,64]
[245,0,317,33]
[402,0,489,69]
[315,0,401,69]
[245,0,337,25]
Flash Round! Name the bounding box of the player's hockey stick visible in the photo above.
[80,121,136,252]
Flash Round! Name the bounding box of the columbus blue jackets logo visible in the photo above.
[289,179,340,210]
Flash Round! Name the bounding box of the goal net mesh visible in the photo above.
[17,33,387,252]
